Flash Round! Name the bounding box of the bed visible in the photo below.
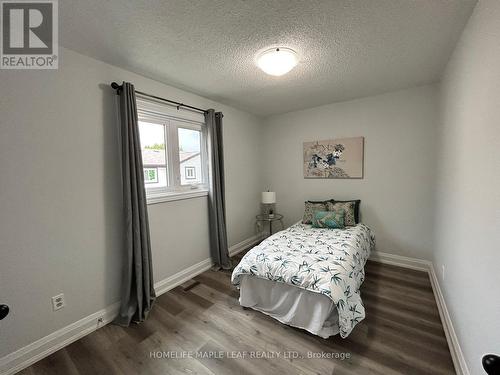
[231,222,375,338]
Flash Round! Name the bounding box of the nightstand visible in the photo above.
[255,213,284,236]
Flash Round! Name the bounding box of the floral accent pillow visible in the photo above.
[312,210,345,229]
[327,201,356,226]
[332,199,361,223]
[302,201,327,224]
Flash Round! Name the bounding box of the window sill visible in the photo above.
[147,189,209,205]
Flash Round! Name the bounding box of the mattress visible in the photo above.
[239,275,340,338]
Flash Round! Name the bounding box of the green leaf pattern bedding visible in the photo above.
[231,223,375,338]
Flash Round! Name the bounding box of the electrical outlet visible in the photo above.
[441,265,445,282]
[51,293,65,311]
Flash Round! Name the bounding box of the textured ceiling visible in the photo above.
[59,0,477,116]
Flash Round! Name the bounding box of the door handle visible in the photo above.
[483,354,500,375]
[0,305,9,320]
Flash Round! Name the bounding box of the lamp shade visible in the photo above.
[261,191,276,204]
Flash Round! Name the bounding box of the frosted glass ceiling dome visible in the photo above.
[257,47,298,76]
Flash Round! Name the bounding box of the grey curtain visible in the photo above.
[205,110,231,269]
[114,82,156,326]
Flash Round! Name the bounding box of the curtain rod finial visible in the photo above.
[111,82,122,90]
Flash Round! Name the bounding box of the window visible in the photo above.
[185,166,196,180]
[137,97,208,203]
[179,127,202,184]
[139,121,167,191]
[144,168,159,183]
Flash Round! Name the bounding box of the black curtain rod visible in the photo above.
[110,82,208,114]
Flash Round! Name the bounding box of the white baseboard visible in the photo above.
[154,258,213,297]
[369,251,468,375]
[428,264,470,375]
[0,234,263,374]
[229,233,264,257]
[369,250,431,272]
[0,302,121,375]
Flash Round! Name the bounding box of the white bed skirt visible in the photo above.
[239,276,340,338]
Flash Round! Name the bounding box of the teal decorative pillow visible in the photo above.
[312,210,345,229]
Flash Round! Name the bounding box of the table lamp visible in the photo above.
[262,191,276,218]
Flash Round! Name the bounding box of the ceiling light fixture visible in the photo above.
[257,47,298,76]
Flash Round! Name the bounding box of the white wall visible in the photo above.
[434,0,500,373]
[0,47,263,358]
[263,85,438,260]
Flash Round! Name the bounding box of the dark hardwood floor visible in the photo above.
[19,255,455,375]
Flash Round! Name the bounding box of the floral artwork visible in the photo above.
[303,137,364,178]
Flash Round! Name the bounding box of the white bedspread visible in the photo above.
[232,223,374,338]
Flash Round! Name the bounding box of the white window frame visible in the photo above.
[137,96,209,204]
